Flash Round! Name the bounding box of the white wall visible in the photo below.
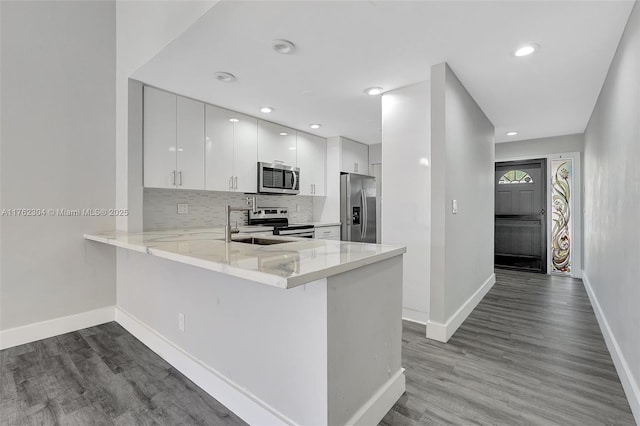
[382,82,431,324]
[583,2,640,421]
[0,1,116,330]
[429,63,495,341]
[495,133,584,161]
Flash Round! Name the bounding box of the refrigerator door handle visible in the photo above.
[361,189,367,239]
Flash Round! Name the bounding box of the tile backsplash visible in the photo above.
[143,188,313,230]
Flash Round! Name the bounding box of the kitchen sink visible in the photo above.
[232,236,297,245]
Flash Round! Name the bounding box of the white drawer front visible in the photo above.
[314,226,340,240]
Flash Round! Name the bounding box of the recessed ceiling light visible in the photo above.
[364,87,383,95]
[229,118,239,123]
[514,44,539,57]
[309,124,321,129]
[214,71,236,82]
[260,106,274,114]
[272,39,295,54]
[506,131,518,136]
[280,132,288,136]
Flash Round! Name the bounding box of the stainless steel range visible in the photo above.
[248,208,315,238]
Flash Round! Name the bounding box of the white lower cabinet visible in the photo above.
[205,105,257,193]
[314,225,340,240]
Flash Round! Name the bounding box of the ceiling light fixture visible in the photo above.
[514,44,539,57]
[364,87,383,96]
[506,131,518,136]
[214,71,236,82]
[260,106,274,114]
[280,132,288,136]
[229,118,239,123]
[272,39,296,54]
[309,124,321,129]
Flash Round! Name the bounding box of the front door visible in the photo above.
[495,159,547,273]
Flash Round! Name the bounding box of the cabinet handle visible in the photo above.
[178,171,183,186]
[229,176,233,190]
[172,171,176,186]
[234,176,238,189]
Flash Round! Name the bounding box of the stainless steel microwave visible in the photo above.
[257,162,300,195]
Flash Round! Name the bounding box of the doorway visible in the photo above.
[495,159,547,273]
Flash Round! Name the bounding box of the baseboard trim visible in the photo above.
[426,273,496,342]
[115,307,295,426]
[582,272,640,424]
[402,307,428,325]
[0,306,115,350]
[347,368,406,426]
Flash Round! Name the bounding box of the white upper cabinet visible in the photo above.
[296,131,326,196]
[144,87,205,189]
[257,120,297,166]
[233,113,258,193]
[341,138,369,175]
[205,105,257,192]
[144,86,177,188]
[177,96,205,190]
[205,105,234,191]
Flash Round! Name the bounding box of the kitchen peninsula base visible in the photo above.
[113,247,405,426]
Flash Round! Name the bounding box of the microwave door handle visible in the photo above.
[292,170,298,191]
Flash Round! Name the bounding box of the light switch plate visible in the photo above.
[452,199,458,214]
[177,203,189,215]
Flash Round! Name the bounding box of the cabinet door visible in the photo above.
[144,87,177,188]
[257,120,297,166]
[314,225,340,240]
[205,105,235,191]
[295,131,315,196]
[233,112,258,193]
[342,138,369,175]
[297,131,326,196]
[312,135,326,196]
[177,96,205,190]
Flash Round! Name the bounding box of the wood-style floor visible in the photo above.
[0,270,635,425]
[0,322,247,425]
[382,269,635,425]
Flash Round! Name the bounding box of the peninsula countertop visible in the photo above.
[84,228,405,289]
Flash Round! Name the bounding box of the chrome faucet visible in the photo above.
[225,196,258,243]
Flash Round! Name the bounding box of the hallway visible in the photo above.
[382,269,635,425]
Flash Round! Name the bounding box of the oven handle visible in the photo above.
[276,230,315,238]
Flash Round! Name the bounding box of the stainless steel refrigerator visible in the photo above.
[340,173,377,243]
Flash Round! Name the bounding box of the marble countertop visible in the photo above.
[84,227,405,289]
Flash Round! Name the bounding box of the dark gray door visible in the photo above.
[495,159,547,273]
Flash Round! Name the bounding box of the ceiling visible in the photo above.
[133,0,635,145]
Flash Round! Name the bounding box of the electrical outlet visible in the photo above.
[452,199,458,214]
[177,203,189,215]
[178,313,185,332]
[296,204,300,212]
